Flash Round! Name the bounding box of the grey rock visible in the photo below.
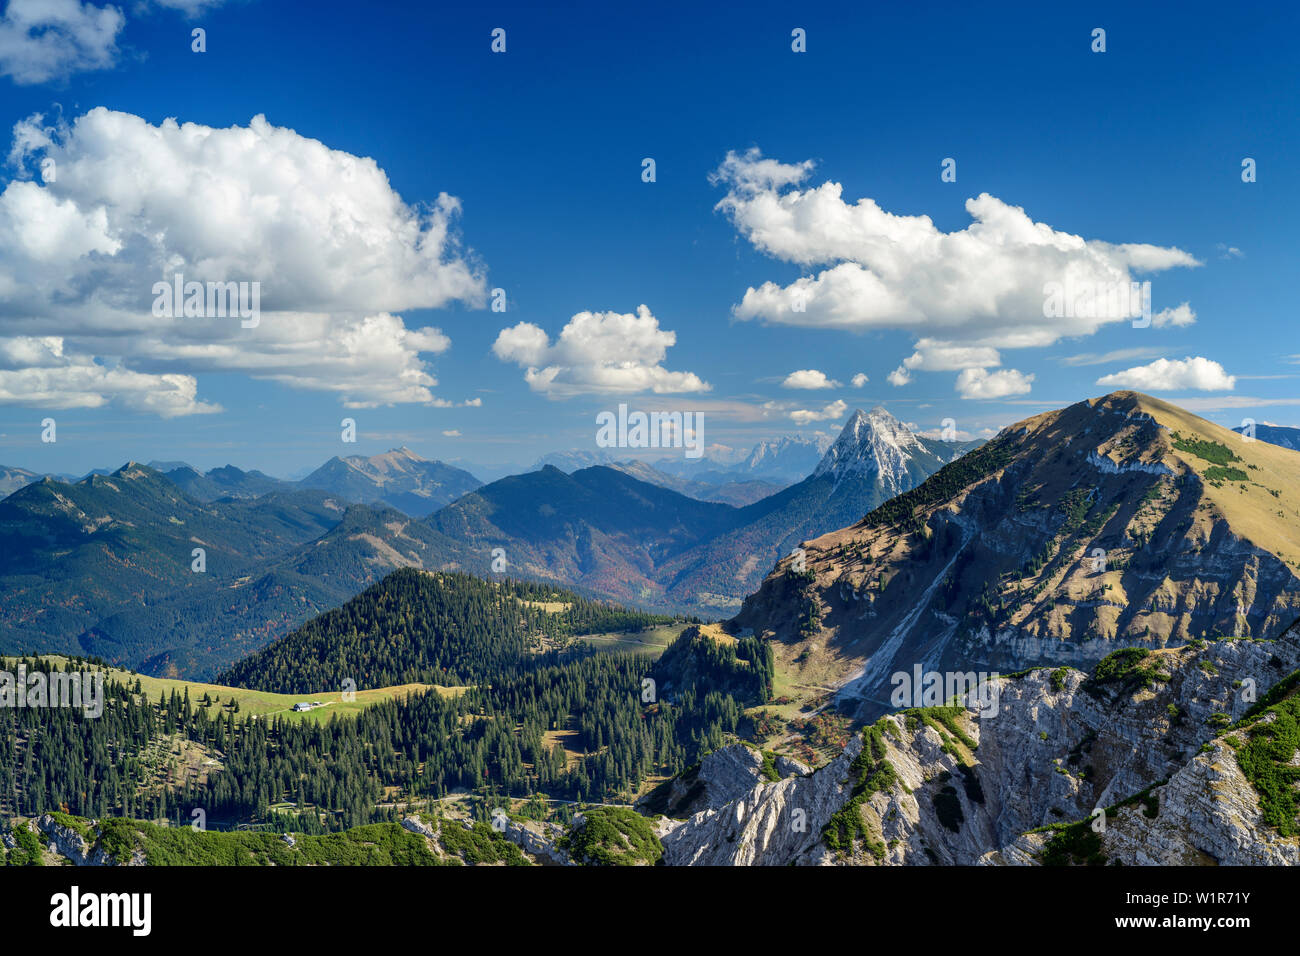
[36,814,144,866]
[656,622,1300,866]
[401,815,437,839]
[775,755,811,777]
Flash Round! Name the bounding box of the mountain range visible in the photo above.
[0,465,348,670]
[532,432,838,490]
[0,406,969,676]
[427,407,978,614]
[3,447,482,518]
[17,392,1292,695]
[645,432,836,485]
[73,502,475,678]
[526,451,784,506]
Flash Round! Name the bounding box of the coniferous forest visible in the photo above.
[1,570,771,832]
[217,568,684,692]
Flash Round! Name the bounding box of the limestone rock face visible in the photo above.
[658,738,862,866]
[980,736,1300,867]
[1095,737,1299,865]
[402,810,574,865]
[977,831,1050,866]
[775,755,811,778]
[401,815,436,839]
[655,624,1300,866]
[952,634,1300,857]
[697,745,766,807]
[639,743,776,819]
[37,815,93,863]
[502,820,574,866]
[36,815,144,866]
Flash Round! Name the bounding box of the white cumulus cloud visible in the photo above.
[1150,302,1196,328]
[0,335,219,416]
[899,339,1003,372]
[0,0,124,85]
[955,367,1035,399]
[713,147,1201,393]
[781,368,840,389]
[0,109,486,413]
[788,399,847,425]
[1096,356,1236,392]
[492,305,710,398]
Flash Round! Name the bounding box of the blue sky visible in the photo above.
[0,0,1296,478]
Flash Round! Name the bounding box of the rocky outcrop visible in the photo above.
[775,755,811,777]
[654,624,1300,866]
[36,815,144,866]
[696,745,765,807]
[1096,737,1300,865]
[658,738,863,866]
[982,733,1300,866]
[401,815,437,839]
[502,820,574,866]
[403,810,574,865]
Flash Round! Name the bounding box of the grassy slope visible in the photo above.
[2,655,462,723]
[1135,392,1300,574]
[3,616,681,723]
[572,623,686,654]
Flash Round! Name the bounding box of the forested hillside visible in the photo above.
[0,464,347,657]
[216,568,679,692]
[1,625,772,828]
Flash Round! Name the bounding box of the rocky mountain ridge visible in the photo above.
[639,620,1300,865]
[734,391,1300,720]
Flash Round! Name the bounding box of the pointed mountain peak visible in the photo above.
[828,405,918,450]
[814,406,921,485]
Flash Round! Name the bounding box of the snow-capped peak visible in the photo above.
[813,406,922,489]
[743,434,832,468]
